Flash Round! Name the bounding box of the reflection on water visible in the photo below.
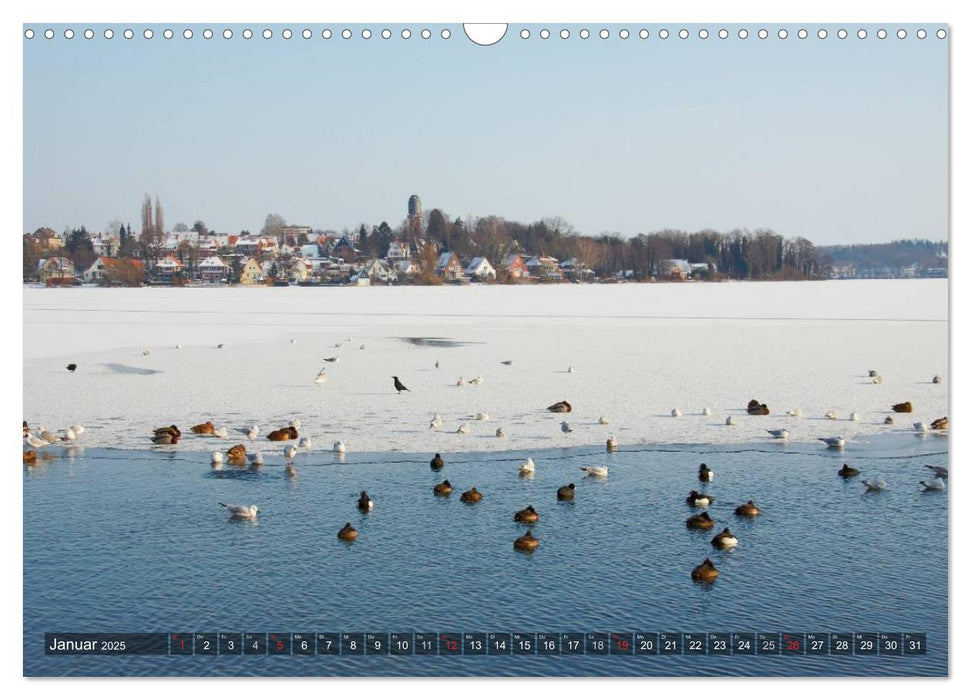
[24,435,947,677]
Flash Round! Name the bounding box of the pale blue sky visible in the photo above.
[23,23,948,244]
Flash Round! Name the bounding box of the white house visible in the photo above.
[353,258,397,284]
[465,256,496,280]
[198,256,229,284]
[387,239,411,262]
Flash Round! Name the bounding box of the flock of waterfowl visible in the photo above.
[25,351,947,579]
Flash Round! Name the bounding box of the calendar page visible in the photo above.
[20,18,948,680]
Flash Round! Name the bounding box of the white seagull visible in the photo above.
[298,436,312,450]
[767,428,789,440]
[818,436,845,448]
[210,451,224,465]
[290,420,302,430]
[456,376,465,387]
[606,436,618,451]
[702,407,713,417]
[671,408,682,418]
[62,427,77,441]
[24,434,49,449]
[69,424,85,436]
[469,376,484,385]
[599,415,610,425]
[914,422,929,434]
[473,412,490,421]
[561,421,572,434]
[787,408,803,417]
[333,441,346,454]
[429,414,443,429]
[725,416,736,426]
[825,411,838,420]
[219,503,258,519]
[567,366,575,373]
[849,412,860,422]
[214,426,229,438]
[580,465,609,478]
[861,477,887,492]
[314,369,328,384]
[456,422,471,434]
[920,477,946,492]
[247,451,264,466]
[872,375,883,384]
[244,425,259,441]
[284,445,298,461]
[518,457,535,475]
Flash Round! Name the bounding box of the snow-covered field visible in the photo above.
[22,280,948,454]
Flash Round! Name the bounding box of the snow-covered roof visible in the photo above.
[198,256,228,269]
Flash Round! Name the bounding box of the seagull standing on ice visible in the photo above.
[315,369,328,384]
[818,436,845,448]
[456,422,471,434]
[298,436,312,450]
[599,416,610,425]
[825,411,838,420]
[767,428,789,440]
[702,407,713,417]
[914,422,929,434]
[561,421,572,434]
[456,376,465,387]
[469,376,484,385]
[849,412,860,422]
[671,408,682,418]
[787,408,803,417]
[219,503,258,519]
[243,425,259,441]
[69,424,85,436]
[429,414,443,429]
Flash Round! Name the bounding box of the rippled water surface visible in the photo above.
[23,434,948,676]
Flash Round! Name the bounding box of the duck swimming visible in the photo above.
[838,463,860,478]
[734,500,760,517]
[227,444,247,463]
[556,483,576,501]
[698,463,713,482]
[691,558,719,582]
[514,530,539,552]
[357,491,374,512]
[686,490,713,507]
[460,487,482,503]
[433,479,453,496]
[430,453,445,470]
[711,527,739,549]
[337,522,358,541]
[514,505,540,523]
[686,511,716,530]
